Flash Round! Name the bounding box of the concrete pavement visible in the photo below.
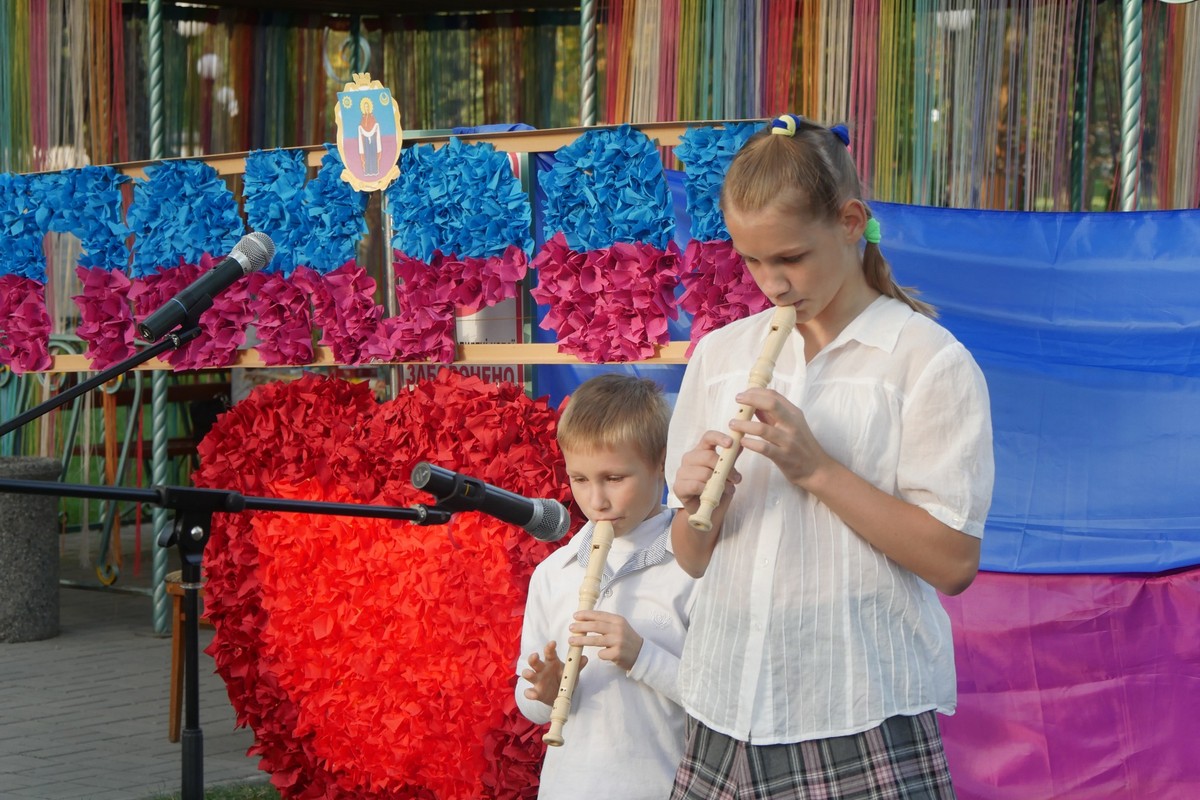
[0,585,262,800]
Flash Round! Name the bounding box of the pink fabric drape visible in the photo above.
[940,567,1200,799]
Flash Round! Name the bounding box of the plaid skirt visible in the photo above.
[669,712,956,800]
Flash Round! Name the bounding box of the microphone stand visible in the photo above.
[0,479,451,800]
[0,324,455,800]
[0,327,201,440]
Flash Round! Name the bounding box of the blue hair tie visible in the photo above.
[829,124,850,146]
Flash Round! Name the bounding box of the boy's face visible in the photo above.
[561,445,664,539]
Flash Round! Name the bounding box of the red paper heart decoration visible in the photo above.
[194,370,578,798]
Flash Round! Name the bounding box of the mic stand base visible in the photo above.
[152,487,452,800]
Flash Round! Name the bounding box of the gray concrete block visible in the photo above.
[0,457,62,642]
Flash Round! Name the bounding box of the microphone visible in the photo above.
[138,231,276,342]
[410,461,570,542]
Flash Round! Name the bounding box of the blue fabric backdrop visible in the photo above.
[878,203,1200,574]
[531,161,1200,576]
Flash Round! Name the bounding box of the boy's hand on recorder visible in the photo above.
[569,610,644,672]
[523,641,586,706]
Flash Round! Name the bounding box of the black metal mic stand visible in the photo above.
[0,324,455,800]
[0,327,202,440]
[0,479,451,800]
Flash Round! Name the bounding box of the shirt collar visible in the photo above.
[827,295,912,355]
[563,507,674,573]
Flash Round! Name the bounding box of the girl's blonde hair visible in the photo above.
[556,374,670,469]
[720,118,935,318]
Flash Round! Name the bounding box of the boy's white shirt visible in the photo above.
[516,507,697,800]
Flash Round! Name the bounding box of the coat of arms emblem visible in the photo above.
[334,73,402,192]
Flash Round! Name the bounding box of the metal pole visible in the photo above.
[579,0,597,126]
[382,195,400,399]
[147,0,171,635]
[351,15,362,75]
[1118,0,1143,211]
[1069,2,1093,212]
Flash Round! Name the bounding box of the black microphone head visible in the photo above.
[231,231,275,275]
[527,498,570,542]
[410,461,569,542]
[410,461,441,493]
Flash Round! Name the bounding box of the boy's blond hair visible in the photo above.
[556,374,670,468]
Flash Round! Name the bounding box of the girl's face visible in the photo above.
[725,199,870,331]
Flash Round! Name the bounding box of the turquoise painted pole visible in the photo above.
[148,0,170,635]
[579,0,597,125]
[1118,0,1143,211]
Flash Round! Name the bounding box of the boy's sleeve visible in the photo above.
[625,637,682,705]
[625,554,692,705]
[514,565,554,725]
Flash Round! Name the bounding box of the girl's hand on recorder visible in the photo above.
[731,387,832,489]
[672,429,742,514]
